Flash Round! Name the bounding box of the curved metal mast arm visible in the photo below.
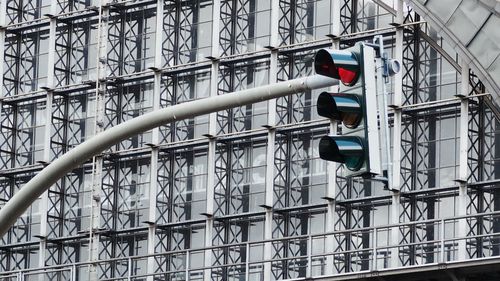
[0,75,337,237]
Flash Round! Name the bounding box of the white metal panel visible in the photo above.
[479,0,500,15]
[468,16,500,71]
[446,0,490,45]
[489,55,500,97]
[363,46,382,175]
[425,0,461,23]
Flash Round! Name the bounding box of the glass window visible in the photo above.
[218,60,269,133]
[104,80,154,150]
[15,100,46,167]
[172,148,208,222]
[277,51,315,125]
[215,139,266,215]
[3,29,50,94]
[107,5,157,75]
[50,91,96,159]
[220,0,271,55]
[6,0,51,24]
[55,19,98,86]
[160,69,211,143]
[0,104,15,169]
[156,147,208,223]
[163,1,213,66]
[101,157,151,230]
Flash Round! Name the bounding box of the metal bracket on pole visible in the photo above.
[372,35,401,191]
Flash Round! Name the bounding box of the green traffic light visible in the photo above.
[319,136,364,171]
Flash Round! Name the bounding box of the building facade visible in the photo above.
[0,0,499,280]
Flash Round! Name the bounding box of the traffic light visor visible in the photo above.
[314,49,360,86]
[317,92,362,128]
[319,136,365,171]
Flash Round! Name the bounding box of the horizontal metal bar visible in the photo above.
[3,220,500,279]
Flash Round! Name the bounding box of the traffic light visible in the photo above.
[315,43,381,177]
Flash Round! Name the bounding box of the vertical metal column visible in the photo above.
[0,3,4,224]
[0,0,6,114]
[89,1,110,280]
[262,1,280,280]
[147,148,158,280]
[0,0,7,250]
[38,1,58,270]
[204,1,221,280]
[0,0,4,67]
[457,59,470,261]
[325,0,341,275]
[146,1,165,280]
[390,0,404,269]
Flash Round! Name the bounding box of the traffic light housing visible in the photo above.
[315,43,381,177]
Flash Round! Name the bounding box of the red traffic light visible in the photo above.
[314,49,360,86]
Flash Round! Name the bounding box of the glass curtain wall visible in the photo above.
[0,0,499,280]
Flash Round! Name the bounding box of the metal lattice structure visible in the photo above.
[0,0,499,280]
